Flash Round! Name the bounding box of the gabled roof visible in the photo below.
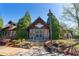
[2,21,16,31]
[28,17,49,29]
[8,21,16,25]
[2,26,16,31]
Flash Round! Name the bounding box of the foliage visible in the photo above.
[73,28,79,36]
[11,39,26,45]
[11,40,20,45]
[74,45,79,50]
[70,28,79,38]
[16,11,31,40]
[47,10,60,39]
[62,3,79,28]
[52,40,76,46]
[10,39,31,48]
[51,16,60,39]
[0,17,3,28]
[52,39,79,50]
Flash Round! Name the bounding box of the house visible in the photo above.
[28,17,49,42]
[0,17,50,43]
[0,21,16,39]
[0,10,73,45]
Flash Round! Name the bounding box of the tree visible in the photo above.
[0,17,3,28]
[47,10,60,40]
[62,3,79,28]
[16,11,31,40]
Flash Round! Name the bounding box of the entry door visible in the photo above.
[35,33,44,41]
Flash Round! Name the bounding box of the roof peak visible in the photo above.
[37,16,42,19]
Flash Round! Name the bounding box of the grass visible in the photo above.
[52,39,76,45]
[74,45,79,50]
[52,39,79,50]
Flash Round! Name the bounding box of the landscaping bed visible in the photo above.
[5,39,31,49]
[0,39,79,56]
[44,39,79,56]
[52,39,79,50]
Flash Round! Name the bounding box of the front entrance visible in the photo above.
[34,33,44,42]
[29,29,49,42]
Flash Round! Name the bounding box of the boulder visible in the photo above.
[20,43,31,49]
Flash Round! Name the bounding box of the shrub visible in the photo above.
[52,40,76,47]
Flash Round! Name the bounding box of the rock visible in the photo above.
[20,43,31,49]
[15,46,67,56]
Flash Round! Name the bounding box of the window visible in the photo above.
[30,36,33,40]
[35,23,44,28]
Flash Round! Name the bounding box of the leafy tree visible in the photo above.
[0,17,3,28]
[62,3,79,28]
[0,18,3,38]
[16,11,31,40]
[72,27,79,38]
[47,10,60,40]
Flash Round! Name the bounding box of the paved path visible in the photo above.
[0,46,70,56]
[0,46,28,56]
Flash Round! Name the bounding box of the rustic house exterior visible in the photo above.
[0,17,50,43]
[0,10,73,44]
[0,21,16,39]
[28,17,49,42]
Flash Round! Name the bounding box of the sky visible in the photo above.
[0,3,62,26]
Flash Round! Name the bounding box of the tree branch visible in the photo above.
[63,6,76,19]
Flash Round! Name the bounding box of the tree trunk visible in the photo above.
[78,19,79,28]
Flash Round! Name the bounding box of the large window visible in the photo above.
[29,29,49,41]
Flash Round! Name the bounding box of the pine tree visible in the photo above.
[47,9,60,40]
[16,11,31,40]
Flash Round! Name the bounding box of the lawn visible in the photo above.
[52,39,79,50]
